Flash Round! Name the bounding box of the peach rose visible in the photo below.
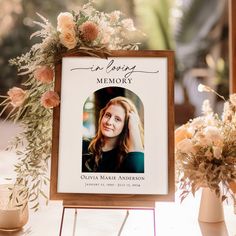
[59,29,77,49]
[79,21,99,42]
[175,125,192,145]
[176,138,196,155]
[34,66,54,84]
[41,91,60,108]
[7,87,27,107]
[57,12,75,31]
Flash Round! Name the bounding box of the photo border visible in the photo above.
[50,50,175,206]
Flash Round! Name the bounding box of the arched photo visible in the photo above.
[82,87,144,173]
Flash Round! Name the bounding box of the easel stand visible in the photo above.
[59,200,156,236]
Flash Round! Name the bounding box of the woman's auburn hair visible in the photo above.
[88,96,144,170]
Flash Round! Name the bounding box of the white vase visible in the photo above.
[198,187,224,223]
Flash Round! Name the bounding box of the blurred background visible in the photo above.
[0,0,230,126]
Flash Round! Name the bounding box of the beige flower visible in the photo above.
[204,148,213,161]
[101,34,111,45]
[176,138,196,154]
[201,99,213,114]
[41,91,60,108]
[109,11,121,23]
[59,29,77,49]
[34,66,54,84]
[222,101,231,122]
[121,18,136,31]
[213,146,222,159]
[175,125,192,145]
[57,12,75,32]
[7,87,27,107]
[232,114,236,123]
[203,126,223,146]
[230,94,236,106]
[198,84,212,93]
[195,133,208,147]
[100,24,114,45]
[79,21,99,42]
[190,117,205,129]
[204,114,218,126]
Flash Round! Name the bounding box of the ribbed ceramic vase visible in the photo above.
[198,187,224,223]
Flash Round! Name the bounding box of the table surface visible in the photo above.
[0,195,235,236]
[0,150,235,236]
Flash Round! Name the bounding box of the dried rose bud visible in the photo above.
[7,87,27,107]
[34,66,54,84]
[41,91,60,108]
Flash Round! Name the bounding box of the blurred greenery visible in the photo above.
[0,0,229,104]
[0,0,138,96]
[0,0,68,95]
[136,0,174,50]
[0,0,174,93]
[175,0,227,76]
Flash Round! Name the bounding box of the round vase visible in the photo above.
[198,187,224,223]
[0,184,29,231]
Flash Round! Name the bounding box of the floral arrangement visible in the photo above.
[175,84,236,202]
[0,2,142,210]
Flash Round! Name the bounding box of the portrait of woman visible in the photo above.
[82,96,144,173]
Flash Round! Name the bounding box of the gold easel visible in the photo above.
[59,200,156,236]
[50,50,175,235]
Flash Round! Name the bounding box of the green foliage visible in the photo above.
[6,77,53,211]
[1,1,142,211]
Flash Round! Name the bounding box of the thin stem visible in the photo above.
[198,84,226,101]
[3,106,17,122]
[0,103,11,117]
[210,88,226,101]
[0,97,10,106]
